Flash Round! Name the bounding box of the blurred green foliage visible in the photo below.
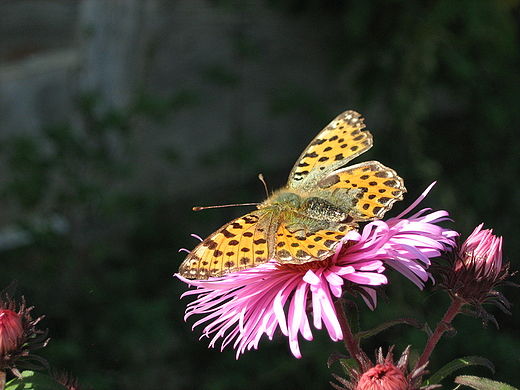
[1,0,520,389]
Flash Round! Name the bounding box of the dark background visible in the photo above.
[0,1,519,389]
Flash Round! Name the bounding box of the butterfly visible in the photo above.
[179,110,406,279]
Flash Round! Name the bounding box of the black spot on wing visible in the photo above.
[222,229,235,238]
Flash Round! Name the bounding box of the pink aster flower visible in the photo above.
[176,183,457,358]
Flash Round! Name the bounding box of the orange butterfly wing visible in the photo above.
[288,110,373,190]
[179,211,271,279]
[316,160,406,221]
[273,221,354,264]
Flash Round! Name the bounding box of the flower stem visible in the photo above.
[334,298,365,367]
[416,298,463,369]
[0,370,5,390]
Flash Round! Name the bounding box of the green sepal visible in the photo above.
[338,357,359,375]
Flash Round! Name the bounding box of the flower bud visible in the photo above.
[0,293,49,376]
[356,362,408,390]
[332,347,425,390]
[0,309,23,355]
[456,224,502,278]
[433,223,516,326]
[452,224,506,303]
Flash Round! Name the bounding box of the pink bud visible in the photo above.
[356,362,408,390]
[0,309,23,355]
[457,223,503,279]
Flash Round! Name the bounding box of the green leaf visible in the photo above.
[424,356,495,386]
[355,317,424,340]
[6,370,69,390]
[455,375,519,390]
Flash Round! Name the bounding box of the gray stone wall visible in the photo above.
[0,0,356,229]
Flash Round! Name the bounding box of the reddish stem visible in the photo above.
[334,298,365,367]
[416,298,463,369]
[0,370,5,390]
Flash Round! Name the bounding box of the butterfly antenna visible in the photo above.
[192,202,260,211]
[193,174,269,211]
[258,174,269,197]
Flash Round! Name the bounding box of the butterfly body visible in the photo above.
[256,188,355,262]
[180,111,406,280]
